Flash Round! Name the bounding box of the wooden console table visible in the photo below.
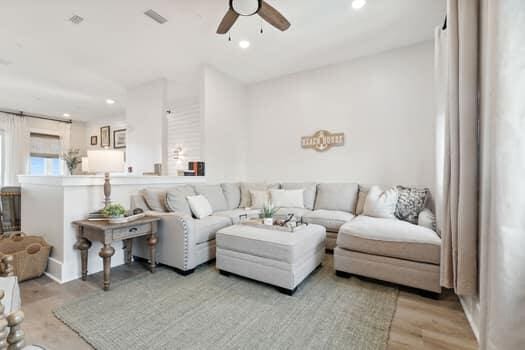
[73,216,160,291]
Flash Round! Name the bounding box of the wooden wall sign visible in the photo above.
[301,130,345,152]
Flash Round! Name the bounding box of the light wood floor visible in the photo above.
[20,261,478,350]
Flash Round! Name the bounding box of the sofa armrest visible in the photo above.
[418,209,437,234]
[144,211,198,270]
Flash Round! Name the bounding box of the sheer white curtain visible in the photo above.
[0,113,30,186]
[479,1,525,349]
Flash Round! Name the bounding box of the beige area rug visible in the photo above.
[54,259,398,350]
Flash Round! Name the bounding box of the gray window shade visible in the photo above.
[167,100,201,175]
[30,132,61,158]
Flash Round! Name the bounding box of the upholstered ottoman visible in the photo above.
[216,224,326,295]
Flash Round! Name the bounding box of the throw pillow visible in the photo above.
[270,189,305,208]
[142,188,168,212]
[363,186,399,219]
[355,190,368,215]
[240,183,279,208]
[165,185,196,215]
[250,190,270,209]
[193,185,228,212]
[395,186,429,224]
[187,195,213,219]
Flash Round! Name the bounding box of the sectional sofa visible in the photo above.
[131,182,442,293]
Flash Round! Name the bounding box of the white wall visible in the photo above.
[166,97,201,175]
[70,121,87,155]
[202,67,248,182]
[126,79,167,175]
[245,42,436,190]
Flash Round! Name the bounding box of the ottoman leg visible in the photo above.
[276,286,297,296]
[335,270,352,278]
[173,267,195,276]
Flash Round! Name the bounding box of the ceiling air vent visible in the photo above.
[69,15,84,24]
[144,9,167,24]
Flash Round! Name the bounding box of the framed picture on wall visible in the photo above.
[113,129,127,149]
[100,126,111,148]
[90,136,98,146]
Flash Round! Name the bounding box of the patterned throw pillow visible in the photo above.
[395,186,429,224]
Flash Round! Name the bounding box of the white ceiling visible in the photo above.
[0,0,445,121]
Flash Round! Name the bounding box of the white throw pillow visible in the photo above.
[363,186,399,219]
[186,195,213,219]
[250,190,269,209]
[270,189,305,208]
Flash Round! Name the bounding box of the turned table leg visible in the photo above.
[123,239,133,265]
[74,237,91,281]
[6,311,25,350]
[147,233,158,273]
[99,244,115,291]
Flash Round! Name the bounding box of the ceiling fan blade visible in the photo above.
[217,9,239,34]
[258,1,291,31]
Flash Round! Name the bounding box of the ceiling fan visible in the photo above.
[217,0,291,34]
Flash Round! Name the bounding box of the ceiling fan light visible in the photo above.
[231,0,261,16]
[239,40,251,49]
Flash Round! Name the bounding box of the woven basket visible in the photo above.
[0,233,52,281]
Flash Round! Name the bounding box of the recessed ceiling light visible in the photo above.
[239,40,251,49]
[351,0,367,10]
[106,99,116,105]
[63,113,71,117]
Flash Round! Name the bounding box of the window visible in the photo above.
[29,132,63,176]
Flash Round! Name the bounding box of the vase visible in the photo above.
[263,218,273,226]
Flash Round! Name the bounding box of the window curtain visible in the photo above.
[435,0,479,296]
[479,1,525,349]
[0,113,30,186]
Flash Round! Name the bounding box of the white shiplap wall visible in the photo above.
[166,98,201,175]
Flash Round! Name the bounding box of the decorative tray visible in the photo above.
[241,220,307,232]
[88,213,146,224]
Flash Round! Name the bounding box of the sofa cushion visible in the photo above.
[274,207,311,221]
[194,184,228,212]
[302,210,354,232]
[314,183,358,213]
[337,215,441,264]
[270,189,305,208]
[221,183,241,209]
[165,185,196,215]
[281,183,317,210]
[194,215,232,244]
[142,188,168,212]
[240,182,280,208]
[213,209,261,224]
[362,186,399,219]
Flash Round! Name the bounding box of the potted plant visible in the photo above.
[261,201,279,225]
[61,149,82,175]
[102,203,127,223]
